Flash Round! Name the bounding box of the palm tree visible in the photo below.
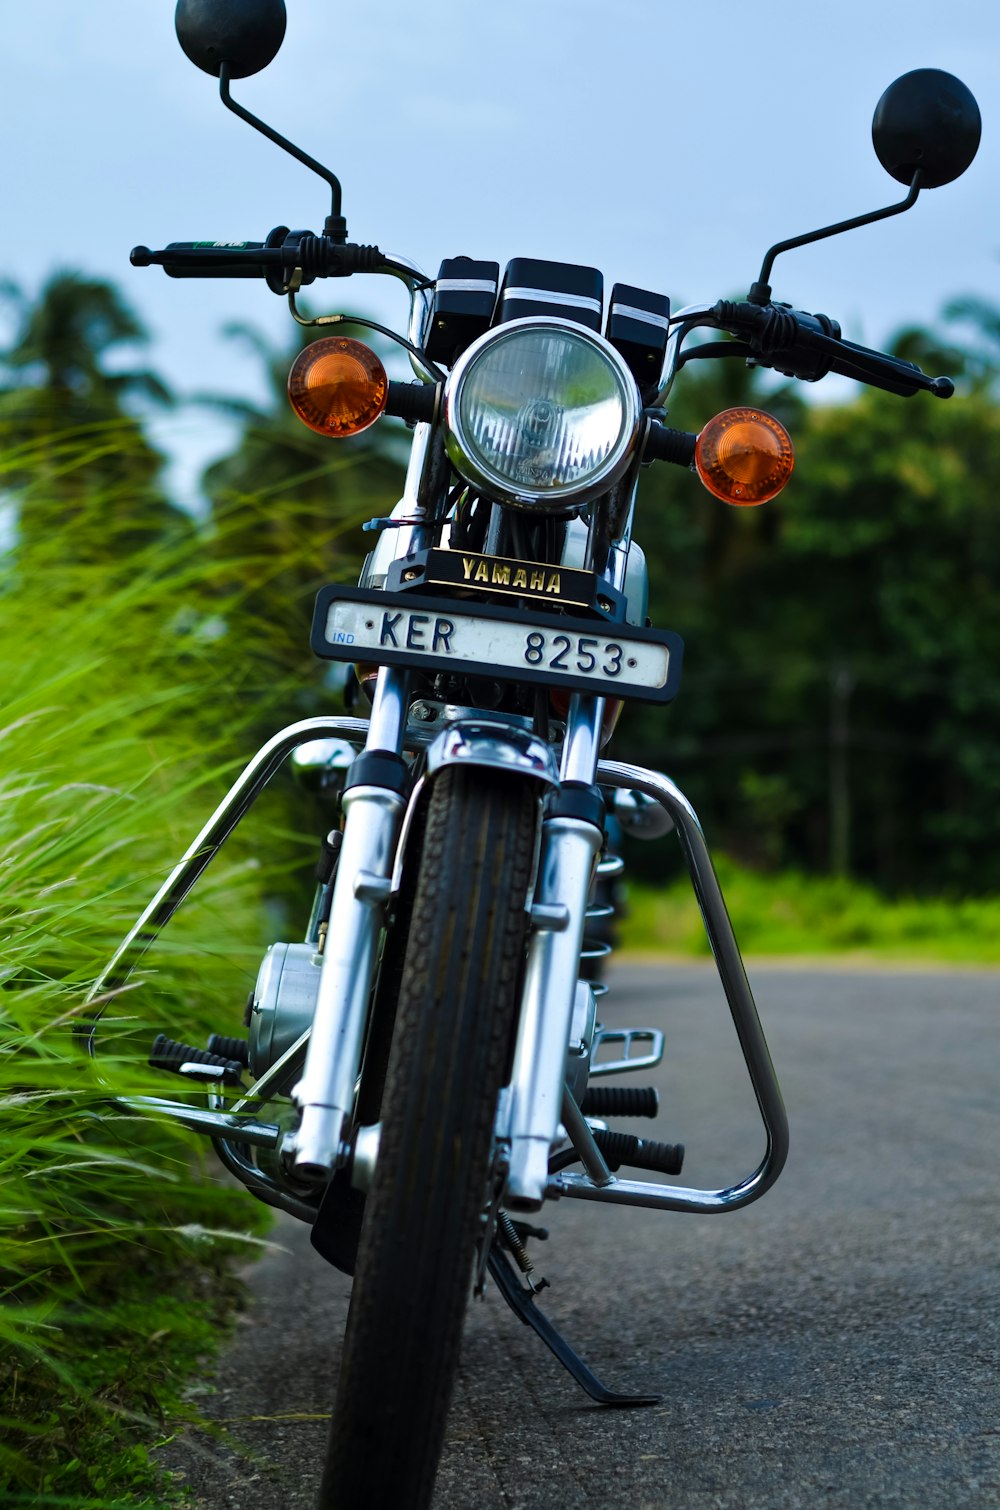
[0,272,180,565]
[2,271,169,407]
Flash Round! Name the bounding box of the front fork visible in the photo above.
[288,670,606,1193]
[504,695,607,1206]
[288,670,411,1176]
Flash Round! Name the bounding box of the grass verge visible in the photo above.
[620,857,1000,965]
[0,433,330,1504]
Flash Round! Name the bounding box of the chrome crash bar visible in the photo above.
[81,715,385,1143]
[553,760,789,1214]
[84,725,788,1220]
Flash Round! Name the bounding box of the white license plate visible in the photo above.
[312,587,683,704]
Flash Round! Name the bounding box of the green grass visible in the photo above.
[0,430,329,1503]
[621,856,1000,964]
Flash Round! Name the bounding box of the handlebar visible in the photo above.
[132,231,436,384]
[832,335,953,398]
[131,234,391,286]
[133,237,955,404]
[711,299,954,399]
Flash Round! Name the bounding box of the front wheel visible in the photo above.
[320,765,538,1510]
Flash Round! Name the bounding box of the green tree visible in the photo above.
[2,270,169,407]
[197,318,406,704]
[942,294,1000,385]
[619,338,1000,892]
[0,271,184,566]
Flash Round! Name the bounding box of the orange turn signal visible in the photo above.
[695,407,794,506]
[288,337,388,437]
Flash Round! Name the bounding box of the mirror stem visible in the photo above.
[218,64,347,242]
[749,169,923,305]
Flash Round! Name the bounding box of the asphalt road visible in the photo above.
[160,964,999,1509]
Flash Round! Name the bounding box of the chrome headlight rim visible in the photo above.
[443,316,642,511]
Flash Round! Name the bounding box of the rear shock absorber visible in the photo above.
[579,848,624,997]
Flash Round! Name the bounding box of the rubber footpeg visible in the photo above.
[149,1034,244,1086]
[580,1086,659,1118]
[592,1129,684,1176]
[207,1034,251,1066]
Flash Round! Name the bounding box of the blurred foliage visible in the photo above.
[0,272,186,562]
[621,863,1000,962]
[618,307,1000,894]
[0,282,384,1501]
[195,315,402,719]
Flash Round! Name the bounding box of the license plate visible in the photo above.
[311,586,683,704]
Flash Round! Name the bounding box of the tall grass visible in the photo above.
[0,428,341,1502]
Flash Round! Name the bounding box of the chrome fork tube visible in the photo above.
[291,668,410,1177]
[365,664,411,751]
[559,693,605,783]
[505,694,606,1208]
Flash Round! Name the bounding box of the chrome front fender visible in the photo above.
[423,718,560,788]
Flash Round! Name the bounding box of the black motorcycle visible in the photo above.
[81,4,980,1504]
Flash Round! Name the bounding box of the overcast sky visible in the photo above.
[3,0,996,505]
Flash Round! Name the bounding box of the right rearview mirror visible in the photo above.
[872,68,981,189]
[175,0,287,80]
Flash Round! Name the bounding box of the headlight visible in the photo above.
[443,318,641,510]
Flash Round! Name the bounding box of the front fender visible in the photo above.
[390,719,557,898]
[424,718,560,788]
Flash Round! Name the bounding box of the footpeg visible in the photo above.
[551,1127,684,1177]
[207,1034,250,1066]
[579,1086,659,1118]
[592,1129,684,1175]
[149,1034,245,1086]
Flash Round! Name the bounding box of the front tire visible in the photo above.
[320,766,538,1509]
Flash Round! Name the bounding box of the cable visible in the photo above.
[287,293,445,383]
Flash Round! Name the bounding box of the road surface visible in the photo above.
[160,964,999,1509]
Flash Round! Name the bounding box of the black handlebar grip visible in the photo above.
[131,242,269,278]
[829,338,955,399]
[130,237,387,284]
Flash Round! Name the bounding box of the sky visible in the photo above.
[3,0,997,506]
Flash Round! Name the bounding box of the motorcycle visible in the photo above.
[80,4,980,1504]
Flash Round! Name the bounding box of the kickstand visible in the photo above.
[487,1246,661,1407]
